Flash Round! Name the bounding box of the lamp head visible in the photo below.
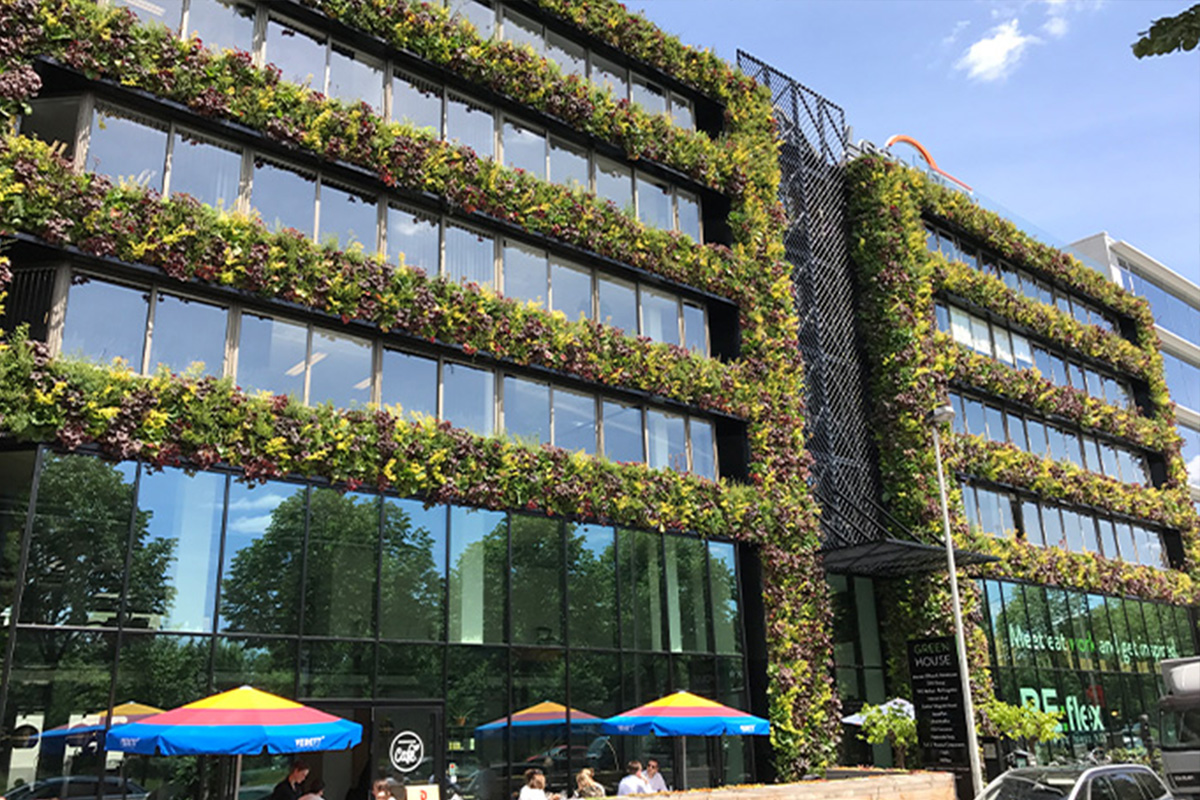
[928,404,955,425]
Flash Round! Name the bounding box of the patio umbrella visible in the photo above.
[475,701,602,736]
[40,701,165,746]
[105,686,362,799]
[600,691,770,790]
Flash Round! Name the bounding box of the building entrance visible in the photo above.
[306,702,445,800]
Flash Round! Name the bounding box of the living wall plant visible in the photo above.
[847,154,1200,702]
[0,0,837,776]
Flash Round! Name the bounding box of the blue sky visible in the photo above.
[631,0,1200,284]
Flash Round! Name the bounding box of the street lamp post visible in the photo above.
[929,403,984,798]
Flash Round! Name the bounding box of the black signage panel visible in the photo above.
[908,636,969,771]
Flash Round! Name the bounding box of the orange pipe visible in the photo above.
[884,134,973,192]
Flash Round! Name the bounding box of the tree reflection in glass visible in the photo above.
[566,524,616,649]
[379,498,446,642]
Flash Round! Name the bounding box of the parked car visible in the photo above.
[977,764,1169,800]
[2,776,149,800]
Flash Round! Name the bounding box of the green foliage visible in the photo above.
[982,698,1064,746]
[1133,4,1200,58]
[858,703,918,769]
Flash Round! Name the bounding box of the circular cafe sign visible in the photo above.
[390,730,424,773]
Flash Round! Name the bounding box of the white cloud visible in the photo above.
[227,492,286,511]
[228,513,274,535]
[943,20,971,46]
[956,19,1040,82]
[1042,14,1068,37]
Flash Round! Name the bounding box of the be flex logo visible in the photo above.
[1019,687,1105,733]
[391,730,424,773]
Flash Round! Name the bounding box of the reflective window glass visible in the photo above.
[1116,522,1136,561]
[683,303,707,354]
[641,288,680,345]
[985,405,1006,442]
[647,410,687,472]
[994,327,1014,365]
[251,158,316,235]
[1027,420,1047,455]
[1009,415,1028,451]
[591,56,628,99]
[148,292,227,376]
[442,362,494,434]
[567,524,617,648]
[380,498,446,641]
[1101,443,1120,478]
[550,260,592,321]
[502,9,543,53]
[598,275,638,334]
[950,393,966,435]
[133,467,224,632]
[221,480,307,634]
[602,401,643,464]
[1042,506,1063,548]
[328,44,383,110]
[619,527,663,650]
[1012,333,1034,369]
[236,312,307,398]
[949,307,971,347]
[503,242,547,305]
[168,131,242,209]
[444,225,494,287]
[970,316,992,355]
[504,376,551,445]
[304,489,378,637]
[502,120,546,179]
[264,19,327,89]
[448,0,495,36]
[678,192,701,242]
[546,32,586,76]
[318,181,377,251]
[554,390,596,454]
[964,397,986,437]
[549,138,589,189]
[88,108,168,190]
[1022,501,1043,545]
[115,0,183,27]
[380,349,438,419]
[393,71,443,134]
[448,506,506,643]
[62,277,148,367]
[387,205,440,272]
[185,0,255,53]
[308,329,373,408]
[664,535,710,652]
[671,93,695,130]
[510,515,563,645]
[631,76,667,115]
[595,158,633,212]
[637,176,673,230]
[691,418,716,479]
[446,94,494,157]
[709,541,740,654]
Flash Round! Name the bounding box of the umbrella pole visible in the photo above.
[232,754,243,800]
[679,737,686,792]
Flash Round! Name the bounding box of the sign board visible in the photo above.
[908,637,969,771]
[406,786,440,800]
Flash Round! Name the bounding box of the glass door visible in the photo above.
[373,705,445,800]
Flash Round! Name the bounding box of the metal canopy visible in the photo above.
[819,538,997,577]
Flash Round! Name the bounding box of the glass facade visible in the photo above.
[0,449,751,798]
[1117,263,1200,343]
[979,579,1197,761]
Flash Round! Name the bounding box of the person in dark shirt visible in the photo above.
[270,759,311,800]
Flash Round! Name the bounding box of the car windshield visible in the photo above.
[980,772,1081,800]
[1162,708,1200,749]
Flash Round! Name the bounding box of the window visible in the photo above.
[380,349,437,418]
[235,312,309,399]
[328,43,384,111]
[393,71,443,133]
[61,277,149,368]
[595,157,633,213]
[147,292,228,375]
[442,361,495,434]
[549,138,588,189]
[598,275,638,335]
[317,180,378,251]
[554,390,596,454]
[502,119,546,178]
[501,8,542,53]
[602,401,643,464]
[87,107,168,190]
[185,0,256,54]
[264,18,327,90]
[641,288,681,346]
[444,225,495,288]
[167,130,242,209]
[546,31,585,77]
[637,175,673,230]
[447,0,495,38]
[307,329,373,408]
[386,204,440,272]
[114,0,184,28]
[647,410,687,472]
[251,157,317,235]
[446,94,494,157]
[503,376,551,445]
[503,242,548,305]
[549,260,592,321]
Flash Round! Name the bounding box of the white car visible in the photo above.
[977,764,1171,800]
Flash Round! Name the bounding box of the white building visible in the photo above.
[1073,233,1200,504]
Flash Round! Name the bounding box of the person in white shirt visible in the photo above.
[616,762,650,796]
[519,769,559,800]
[643,760,668,793]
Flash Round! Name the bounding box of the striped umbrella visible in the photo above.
[106,686,362,800]
[475,701,601,735]
[600,691,769,790]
